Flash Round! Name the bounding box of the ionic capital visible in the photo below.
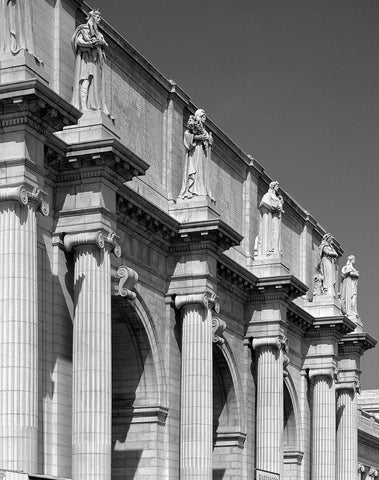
[252,335,287,352]
[212,316,226,344]
[63,231,105,252]
[308,367,335,383]
[112,265,138,300]
[27,187,49,216]
[0,185,49,215]
[105,232,122,258]
[358,463,366,474]
[335,379,360,394]
[175,292,220,312]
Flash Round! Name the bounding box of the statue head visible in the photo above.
[194,109,206,123]
[347,254,356,264]
[87,9,102,26]
[321,233,333,244]
[269,181,280,192]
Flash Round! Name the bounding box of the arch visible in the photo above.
[283,373,304,466]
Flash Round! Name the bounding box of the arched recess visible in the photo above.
[283,374,304,472]
[212,340,247,479]
[111,292,167,480]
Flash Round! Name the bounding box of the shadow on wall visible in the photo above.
[213,468,226,479]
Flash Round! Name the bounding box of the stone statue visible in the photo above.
[255,181,284,257]
[71,9,109,115]
[0,0,35,56]
[340,255,359,318]
[178,109,213,199]
[313,233,338,297]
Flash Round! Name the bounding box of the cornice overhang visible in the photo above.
[46,134,149,185]
[0,78,80,133]
[339,331,377,356]
[287,301,314,332]
[248,275,308,303]
[117,187,180,246]
[170,218,243,254]
[217,254,257,297]
[305,315,356,339]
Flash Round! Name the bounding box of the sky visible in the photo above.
[92,0,379,389]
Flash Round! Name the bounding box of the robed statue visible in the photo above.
[255,181,284,257]
[340,255,359,318]
[0,0,35,56]
[179,109,213,199]
[313,233,338,297]
[71,9,109,115]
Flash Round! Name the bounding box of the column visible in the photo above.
[64,231,117,480]
[252,336,286,476]
[175,292,219,480]
[0,185,48,472]
[309,368,336,480]
[336,381,358,480]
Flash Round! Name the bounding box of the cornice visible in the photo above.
[338,331,377,356]
[0,78,80,135]
[217,255,257,297]
[248,274,307,304]
[287,301,313,332]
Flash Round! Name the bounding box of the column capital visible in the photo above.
[175,292,220,312]
[252,335,288,352]
[0,184,49,215]
[357,463,366,474]
[308,367,335,382]
[336,379,360,393]
[63,230,121,256]
[369,467,379,478]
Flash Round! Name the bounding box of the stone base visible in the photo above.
[302,294,343,318]
[56,110,120,143]
[0,51,48,85]
[249,256,290,278]
[169,195,219,223]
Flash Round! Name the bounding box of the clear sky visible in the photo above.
[92,0,379,389]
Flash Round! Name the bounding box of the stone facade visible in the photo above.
[0,2,378,480]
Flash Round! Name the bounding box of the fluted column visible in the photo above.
[336,381,358,480]
[309,368,336,480]
[252,336,286,476]
[0,185,48,472]
[64,231,120,480]
[175,292,219,480]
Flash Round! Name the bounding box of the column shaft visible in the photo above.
[180,303,212,480]
[255,344,283,475]
[336,387,357,480]
[0,201,38,472]
[72,245,111,480]
[311,374,335,480]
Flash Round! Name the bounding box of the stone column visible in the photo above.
[309,368,336,480]
[336,381,358,480]
[0,185,48,472]
[175,292,219,480]
[64,231,119,480]
[252,336,286,476]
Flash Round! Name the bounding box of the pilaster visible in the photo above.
[0,184,49,472]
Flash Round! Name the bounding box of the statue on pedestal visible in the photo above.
[313,233,338,297]
[71,9,109,115]
[178,109,213,200]
[255,181,284,257]
[0,0,35,56]
[340,255,359,318]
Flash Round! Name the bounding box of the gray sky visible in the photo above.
[93,0,379,388]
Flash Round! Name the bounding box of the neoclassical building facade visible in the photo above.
[0,2,378,480]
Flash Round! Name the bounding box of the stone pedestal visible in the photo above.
[252,336,285,476]
[175,293,218,480]
[309,368,336,480]
[64,231,113,480]
[336,382,358,480]
[0,185,48,472]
